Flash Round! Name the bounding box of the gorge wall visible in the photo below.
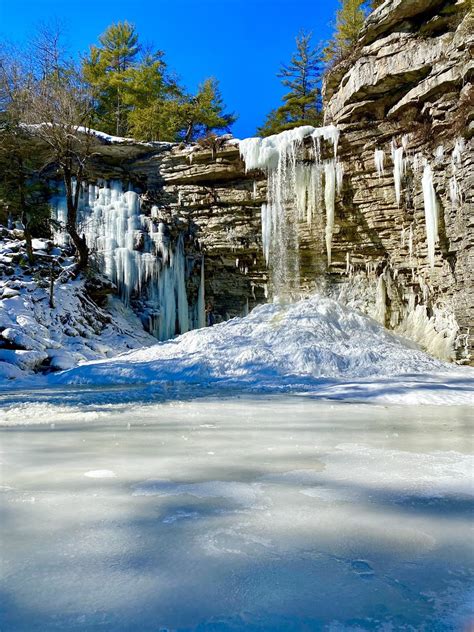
[51,0,472,363]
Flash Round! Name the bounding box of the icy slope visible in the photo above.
[53,295,474,404]
[0,227,156,380]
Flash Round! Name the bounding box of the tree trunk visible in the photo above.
[18,164,34,266]
[63,167,89,270]
[49,260,55,308]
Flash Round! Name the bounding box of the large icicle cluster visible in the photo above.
[50,180,206,340]
[239,125,341,297]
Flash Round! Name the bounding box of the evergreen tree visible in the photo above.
[324,0,367,65]
[83,21,141,136]
[126,53,186,141]
[258,32,323,137]
[180,78,236,143]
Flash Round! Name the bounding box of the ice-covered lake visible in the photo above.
[0,389,473,631]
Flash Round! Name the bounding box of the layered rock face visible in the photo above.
[322,0,473,362]
[51,0,472,362]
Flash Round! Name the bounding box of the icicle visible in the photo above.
[197,256,206,329]
[336,162,344,194]
[324,160,336,267]
[452,138,464,166]
[391,141,404,205]
[374,149,385,177]
[421,162,439,269]
[434,145,444,164]
[375,273,387,326]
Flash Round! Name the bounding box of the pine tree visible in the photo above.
[258,32,323,137]
[324,0,367,65]
[83,21,141,136]
[180,78,236,143]
[124,48,196,142]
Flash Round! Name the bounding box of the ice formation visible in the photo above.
[52,293,473,405]
[374,149,385,177]
[239,125,341,295]
[421,162,439,269]
[449,138,465,208]
[324,161,336,266]
[391,141,405,205]
[50,180,204,340]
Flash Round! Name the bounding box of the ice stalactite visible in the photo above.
[375,272,387,326]
[336,162,344,194]
[449,138,465,208]
[434,145,444,163]
[324,161,336,267]
[391,141,405,205]
[421,162,439,269]
[50,180,202,341]
[374,149,385,177]
[239,125,341,297]
[197,256,206,329]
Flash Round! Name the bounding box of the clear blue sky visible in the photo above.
[1,0,339,138]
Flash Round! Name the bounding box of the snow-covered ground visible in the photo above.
[0,395,472,630]
[0,226,156,380]
[50,294,474,406]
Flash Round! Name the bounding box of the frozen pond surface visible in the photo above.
[0,388,473,631]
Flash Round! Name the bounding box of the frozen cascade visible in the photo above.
[50,180,202,341]
[239,125,341,296]
[421,162,439,269]
[374,149,385,177]
[391,141,405,205]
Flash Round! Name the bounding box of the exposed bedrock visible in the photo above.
[50,0,472,363]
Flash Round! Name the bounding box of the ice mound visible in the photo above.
[52,295,473,403]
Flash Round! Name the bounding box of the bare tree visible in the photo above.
[21,28,95,270]
[0,46,36,264]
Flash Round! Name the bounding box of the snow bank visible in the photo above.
[52,295,474,404]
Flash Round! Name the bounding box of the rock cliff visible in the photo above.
[45,0,472,363]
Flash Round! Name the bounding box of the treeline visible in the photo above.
[258,0,382,136]
[0,22,236,267]
[82,22,235,142]
[0,0,379,272]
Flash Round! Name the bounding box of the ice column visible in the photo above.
[391,141,404,205]
[197,256,206,329]
[374,149,385,177]
[324,161,336,267]
[421,162,439,269]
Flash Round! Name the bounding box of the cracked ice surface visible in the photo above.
[0,394,473,631]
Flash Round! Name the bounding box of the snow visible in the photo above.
[50,294,474,405]
[0,226,157,379]
[1,395,473,630]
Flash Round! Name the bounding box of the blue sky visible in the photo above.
[1,0,339,138]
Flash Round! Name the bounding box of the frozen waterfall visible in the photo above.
[50,180,204,341]
[239,125,341,297]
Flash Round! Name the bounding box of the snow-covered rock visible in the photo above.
[0,226,157,379]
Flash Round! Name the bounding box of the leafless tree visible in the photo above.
[21,27,96,270]
[0,45,36,264]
